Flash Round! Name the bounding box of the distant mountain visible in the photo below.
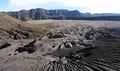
[4,8,120,21]
[5,8,81,21]
[94,13,120,17]
[82,13,120,17]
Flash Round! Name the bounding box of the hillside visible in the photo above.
[0,13,47,40]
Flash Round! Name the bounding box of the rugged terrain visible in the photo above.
[0,13,48,40]
[0,20,120,71]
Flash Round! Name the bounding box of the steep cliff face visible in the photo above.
[48,10,81,17]
[6,8,81,21]
[5,8,120,21]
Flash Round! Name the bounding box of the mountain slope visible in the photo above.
[0,13,47,39]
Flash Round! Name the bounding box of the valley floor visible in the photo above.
[0,20,120,71]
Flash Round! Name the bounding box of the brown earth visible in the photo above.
[0,13,47,40]
[0,19,120,71]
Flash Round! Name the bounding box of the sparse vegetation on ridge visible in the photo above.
[0,13,48,39]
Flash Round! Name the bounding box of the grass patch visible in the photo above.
[26,20,54,25]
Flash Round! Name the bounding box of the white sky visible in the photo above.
[5,0,120,13]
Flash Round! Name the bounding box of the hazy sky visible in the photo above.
[0,0,120,13]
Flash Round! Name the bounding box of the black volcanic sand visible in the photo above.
[0,20,120,71]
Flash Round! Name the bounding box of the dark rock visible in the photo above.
[0,43,11,49]
[15,46,36,54]
[52,45,55,48]
[15,47,26,53]
[47,32,65,39]
[70,40,77,46]
[15,40,37,53]
[24,39,36,48]
[83,52,92,57]
[85,31,94,40]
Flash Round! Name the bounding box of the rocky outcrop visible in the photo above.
[15,40,37,53]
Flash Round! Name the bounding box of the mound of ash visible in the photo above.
[26,25,120,71]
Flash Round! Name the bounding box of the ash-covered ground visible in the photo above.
[0,20,120,71]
